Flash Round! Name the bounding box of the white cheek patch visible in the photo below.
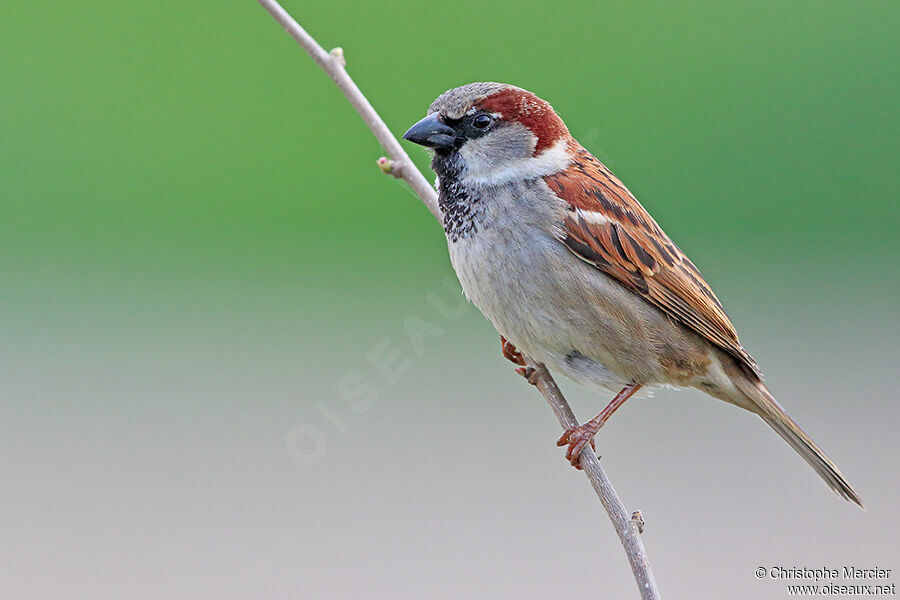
[460,137,572,187]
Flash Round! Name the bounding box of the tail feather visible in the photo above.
[760,411,862,507]
[729,373,863,508]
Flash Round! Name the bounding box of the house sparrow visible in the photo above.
[403,82,861,507]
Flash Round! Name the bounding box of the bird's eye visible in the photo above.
[472,114,492,129]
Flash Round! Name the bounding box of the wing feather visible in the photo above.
[547,147,761,377]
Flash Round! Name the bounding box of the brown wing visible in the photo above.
[545,146,761,378]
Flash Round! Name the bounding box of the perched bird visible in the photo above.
[403,82,861,507]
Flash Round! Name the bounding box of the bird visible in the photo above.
[402,82,861,507]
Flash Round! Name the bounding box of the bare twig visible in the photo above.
[256,0,440,220]
[256,2,661,598]
[522,361,660,598]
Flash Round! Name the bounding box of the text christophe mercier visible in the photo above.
[761,566,892,581]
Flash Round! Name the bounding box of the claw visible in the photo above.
[515,366,536,382]
[556,425,598,469]
[500,336,526,366]
[556,383,641,469]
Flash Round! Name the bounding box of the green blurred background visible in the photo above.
[1,1,898,598]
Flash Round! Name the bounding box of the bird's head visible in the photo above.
[403,83,573,187]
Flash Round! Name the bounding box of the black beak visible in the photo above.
[402,114,458,150]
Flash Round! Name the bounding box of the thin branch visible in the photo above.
[256,0,440,221]
[521,361,660,598]
[256,2,661,598]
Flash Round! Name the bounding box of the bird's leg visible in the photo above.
[556,382,642,469]
[500,335,526,366]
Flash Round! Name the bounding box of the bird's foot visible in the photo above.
[556,383,641,469]
[556,423,600,469]
[500,336,526,366]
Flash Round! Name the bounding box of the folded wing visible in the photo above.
[545,146,761,378]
